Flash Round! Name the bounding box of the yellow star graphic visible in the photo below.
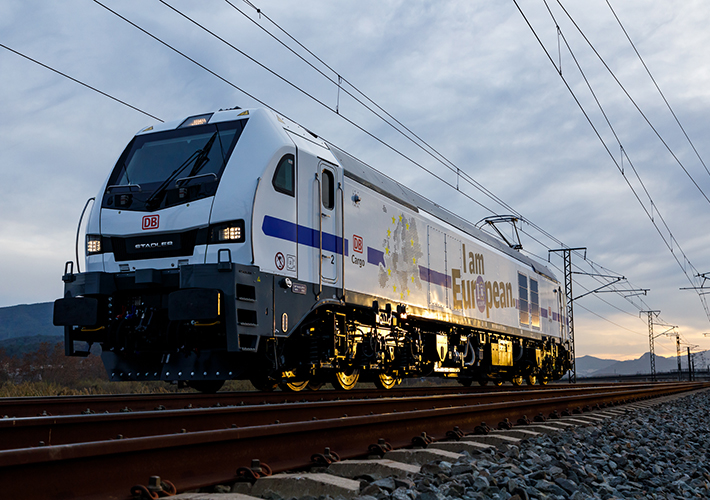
[385,247,390,255]
[388,268,391,276]
[406,223,410,230]
[393,285,397,292]
[387,229,391,238]
[411,276,415,283]
[400,292,404,299]
[399,214,402,222]
[412,257,416,264]
[392,216,396,224]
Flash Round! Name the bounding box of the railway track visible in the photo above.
[1,381,705,499]
[0,381,669,418]
[0,384,518,418]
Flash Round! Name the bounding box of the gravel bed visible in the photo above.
[352,389,710,500]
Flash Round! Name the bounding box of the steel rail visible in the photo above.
[0,381,661,418]
[0,382,704,500]
[0,382,689,451]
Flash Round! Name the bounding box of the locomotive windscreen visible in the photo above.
[102,118,248,211]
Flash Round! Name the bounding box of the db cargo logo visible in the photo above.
[142,215,159,230]
[353,235,363,253]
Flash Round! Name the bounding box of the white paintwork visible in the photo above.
[85,107,565,340]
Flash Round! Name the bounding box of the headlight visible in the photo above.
[209,220,245,243]
[86,234,102,255]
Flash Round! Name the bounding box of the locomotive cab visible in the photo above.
[54,108,316,389]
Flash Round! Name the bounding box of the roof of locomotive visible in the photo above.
[137,107,558,282]
[258,108,558,283]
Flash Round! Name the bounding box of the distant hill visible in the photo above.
[0,335,63,358]
[583,351,707,377]
[588,353,699,376]
[0,302,63,341]
[575,355,618,376]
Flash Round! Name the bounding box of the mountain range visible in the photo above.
[0,302,705,375]
[576,351,706,377]
[0,302,64,357]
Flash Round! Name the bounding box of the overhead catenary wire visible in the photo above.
[11,0,676,334]
[553,0,710,205]
[93,0,499,219]
[605,0,710,181]
[95,0,677,328]
[511,229,657,324]
[228,0,574,254]
[4,3,695,345]
[165,0,630,294]
[157,0,515,216]
[0,42,163,122]
[227,0,706,319]
[513,0,710,322]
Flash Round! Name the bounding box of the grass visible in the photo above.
[0,375,459,398]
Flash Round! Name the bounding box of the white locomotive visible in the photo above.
[54,107,570,391]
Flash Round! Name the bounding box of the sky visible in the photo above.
[1,0,710,361]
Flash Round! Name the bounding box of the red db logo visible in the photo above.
[353,235,363,253]
[142,215,159,230]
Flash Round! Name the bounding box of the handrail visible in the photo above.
[315,172,322,298]
[175,172,218,187]
[106,183,142,192]
[338,181,345,301]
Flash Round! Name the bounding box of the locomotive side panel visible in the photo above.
[340,175,565,341]
[211,110,294,271]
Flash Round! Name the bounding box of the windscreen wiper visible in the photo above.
[188,131,218,177]
[144,132,217,210]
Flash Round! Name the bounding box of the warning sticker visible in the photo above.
[275,252,285,270]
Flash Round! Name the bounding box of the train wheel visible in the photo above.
[511,375,524,386]
[526,374,537,386]
[332,368,359,390]
[478,379,489,386]
[280,380,310,392]
[307,380,324,391]
[250,376,278,392]
[458,378,473,387]
[374,373,399,390]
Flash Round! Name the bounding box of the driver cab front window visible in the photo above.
[272,154,295,196]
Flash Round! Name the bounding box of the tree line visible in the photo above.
[0,342,106,386]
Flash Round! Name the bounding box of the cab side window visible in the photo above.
[272,154,295,196]
[322,169,334,209]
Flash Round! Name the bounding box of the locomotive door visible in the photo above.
[296,151,342,291]
[318,162,339,284]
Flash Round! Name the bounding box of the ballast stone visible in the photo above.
[428,440,493,454]
[231,473,361,499]
[490,428,540,439]
[172,494,261,500]
[518,424,565,435]
[326,459,420,480]
[461,433,522,448]
[384,447,463,466]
